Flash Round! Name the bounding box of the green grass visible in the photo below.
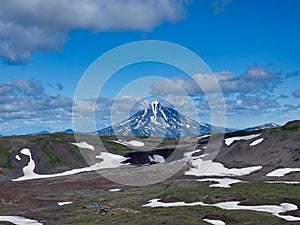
[0,148,13,169]
[34,137,63,169]
[26,181,300,225]
[100,139,135,155]
[49,207,283,225]
[66,143,86,164]
[280,120,300,132]
[40,145,62,166]
[34,135,88,169]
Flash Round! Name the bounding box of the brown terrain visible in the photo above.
[0,121,300,224]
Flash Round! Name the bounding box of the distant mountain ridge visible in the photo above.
[98,101,230,138]
[243,123,281,132]
[27,130,50,136]
[64,129,75,134]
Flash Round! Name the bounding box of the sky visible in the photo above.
[0,0,300,135]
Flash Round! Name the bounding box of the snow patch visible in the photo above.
[94,152,128,168]
[57,202,72,206]
[143,198,202,208]
[160,108,168,121]
[197,178,244,188]
[151,154,165,163]
[183,149,203,160]
[250,138,264,146]
[141,109,148,117]
[72,141,95,151]
[203,218,226,225]
[198,134,210,139]
[109,188,122,192]
[150,101,159,124]
[16,148,37,180]
[266,168,300,177]
[143,199,300,221]
[13,148,126,181]
[225,134,261,146]
[111,140,145,147]
[148,155,165,164]
[185,156,262,177]
[15,155,21,161]
[134,120,143,129]
[265,181,300,184]
[0,216,43,225]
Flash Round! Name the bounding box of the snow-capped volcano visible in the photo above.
[98,101,213,138]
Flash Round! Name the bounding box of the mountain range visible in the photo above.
[243,123,281,131]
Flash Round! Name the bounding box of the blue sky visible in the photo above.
[0,0,299,135]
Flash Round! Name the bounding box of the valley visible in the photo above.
[1,120,300,224]
[1,171,300,224]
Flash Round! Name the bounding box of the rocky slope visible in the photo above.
[216,120,300,169]
[0,133,89,181]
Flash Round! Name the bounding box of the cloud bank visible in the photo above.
[0,79,72,121]
[0,0,188,63]
[150,66,280,96]
[0,79,152,134]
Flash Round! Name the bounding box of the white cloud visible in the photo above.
[0,0,188,63]
[244,66,277,80]
[150,66,279,96]
[112,95,148,113]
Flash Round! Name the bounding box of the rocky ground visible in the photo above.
[1,170,300,225]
